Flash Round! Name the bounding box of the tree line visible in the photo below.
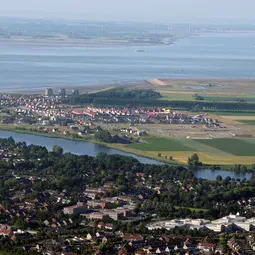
[64,88,161,105]
[65,90,255,112]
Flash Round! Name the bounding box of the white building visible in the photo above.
[205,223,223,232]
[147,218,210,231]
[147,214,255,233]
[234,221,251,231]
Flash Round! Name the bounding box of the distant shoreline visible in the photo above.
[4,77,255,95]
[0,37,175,48]
[1,80,150,95]
[3,32,255,94]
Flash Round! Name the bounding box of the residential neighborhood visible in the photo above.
[0,91,222,146]
[1,8,255,255]
[0,137,254,254]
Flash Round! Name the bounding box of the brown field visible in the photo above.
[156,78,255,90]
[145,78,255,102]
[159,152,255,165]
[222,116,255,120]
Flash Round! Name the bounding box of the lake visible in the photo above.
[0,130,162,165]
[1,32,255,92]
[0,130,252,180]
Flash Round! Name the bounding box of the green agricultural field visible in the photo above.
[179,138,231,156]
[236,120,255,125]
[241,138,255,145]
[204,96,255,103]
[195,138,255,156]
[213,112,255,116]
[122,136,255,165]
[128,137,193,151]
[159,93,195,101]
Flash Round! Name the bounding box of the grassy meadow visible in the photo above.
[194,138,255,156]
[236,120,255,125]
[128,137,192,151]
[126,137,255,165]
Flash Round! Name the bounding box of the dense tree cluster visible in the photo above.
[89,98,255,112]
[65,88,161,105]
[0,137,255,244]
[95,128,131,144]
[187,154,202,169]
[63,86,255,113]
[90,88,161,100]
[0,138,192,197]
[193,94,204,101]
[86,98,254,112]
[139,175,255,219]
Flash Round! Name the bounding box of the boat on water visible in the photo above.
[135,49,145,52]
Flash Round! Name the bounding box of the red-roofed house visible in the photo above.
[0,224,13,236]
[197,242,216,252]
[83,110,95,118]
[118,248,128,255]
[71,110,83,115]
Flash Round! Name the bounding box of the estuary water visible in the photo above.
[1,32,255,91]
[0,32,254,179]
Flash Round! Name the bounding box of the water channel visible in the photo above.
[0,130,252,180]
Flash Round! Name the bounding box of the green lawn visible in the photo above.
[195,138,255,156]
[160,94,195,101]
[174,206,209,212]
[236,120,255,125]
[128,137,193,151]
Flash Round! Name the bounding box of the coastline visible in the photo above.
[4,80,150,95]
[4,77,255,95]
[0,37,174,47]
[2,32,255,94]
[0,36,181,94]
